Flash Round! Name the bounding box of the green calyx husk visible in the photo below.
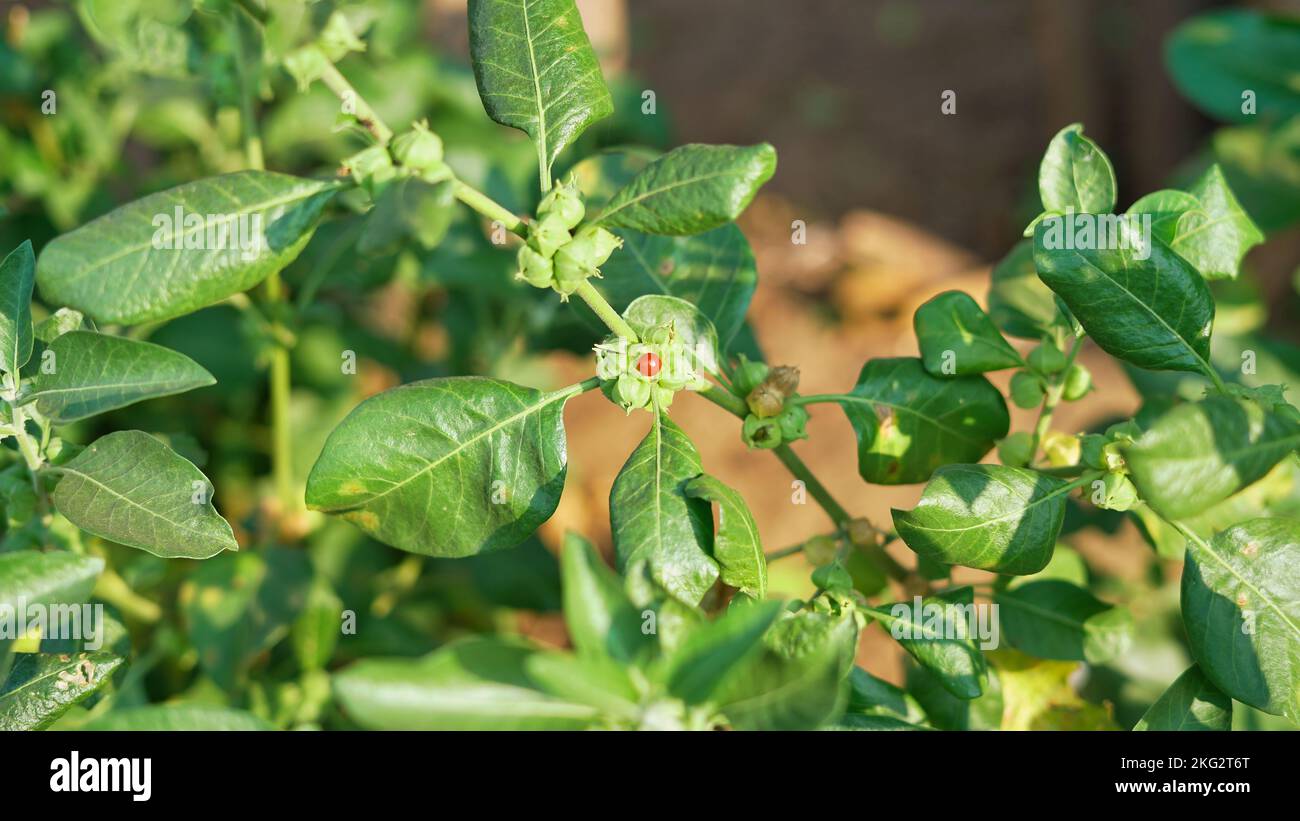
[595,328,709,414]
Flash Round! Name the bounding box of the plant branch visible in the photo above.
[318,62,393,145]
[453,180,526,236]
[574,281,639,342]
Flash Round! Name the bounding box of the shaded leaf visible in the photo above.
[1133,665,1232,731]
[987,239,1063,340]
[839,357,1009,485]
[864,588,988,699]
[664,600,782,704]
[996,580,1134,663]
[684,473,766,598]
[1165,10,1300,124]
[914,291,1022,376]
[0,240,35,375]
[560,532,651,664]
[893,465,1070,575]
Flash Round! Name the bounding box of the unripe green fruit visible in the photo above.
[802,535,837,566]
[652,385,676,411]
[777,404,809,441]
[516,246,554,288]
[580,226,622,266]
[733,355,769,396]
[1010,371,1045,409]
[391,123,445,171]
[1041,430,1080,467]
[811,560,853,592]
[1027,340,1068,375]
[742,414,783,449]
[613,373,650,413]
[553,244,597,295]
[1062,363,1092,400]
[1094,472,1138,511]
[538,181,585,229]
[528,213,571,259]
[998,432,1035,467]
[344,145,396,195]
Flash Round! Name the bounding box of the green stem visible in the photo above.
[453,180,526,236]
[765,542,807,561]
[700,383,749,417]
[574,280,639,342]
[792,393,858,406]
[318,62,393,145]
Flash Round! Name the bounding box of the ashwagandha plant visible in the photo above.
[2,0,1298,732]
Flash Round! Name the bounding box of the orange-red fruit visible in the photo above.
[637,352,662,378]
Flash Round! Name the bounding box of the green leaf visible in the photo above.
[664,600,782,704]
[467,0,613,184]
[86,704,271,731]
[716,634,849,730]
[0,240,35,375]
[864,588,988,699]
[828,713,932,730]
[765,607,860,677]
[36,171,339,325]
[1165,10,1300,124]
[50,430,238,559]
[524,652,639,717]
[838,357,1009,485]
[914,291,1023,376]
[291,579,343,673]
[987,239,1064,339]
[182,549,312,689]
[610,413,717,606]
[1033,217,1216,375]
[622,294,721,374]
[892,465,1071,575]
[25,331,214,423]
[332,637,599,730]
[594,143,777,236]
[358,177,456,255]
[996,580,1134,663]
[1127,166,1264,281]
[560,532,651,664]
[1122,396,1300,520]
[1212,121,1300,233]
[684,473,766,598]
[0,550,104,611]
[1181,518,1300,721]
[306,377,581,557]
[1133,665,1232,731]
[598,226,758,354]
[33,308,85,343]
[0,652,124,730]
[846,666,926,723]
[1037,123,1117,214]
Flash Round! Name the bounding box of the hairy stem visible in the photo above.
[574,280,639,342]
[318,62,394,145]
[453,180,526,237]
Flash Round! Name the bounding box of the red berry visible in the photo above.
[636,352,662,378]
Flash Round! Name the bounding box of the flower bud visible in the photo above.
[391,122,445,172]
[733,355,769,396]
[802,535,838,566]
[528,213,571,259]
[746,383,785,419]
[1010,370,1044,409]
[997,431,1034,467]
[516,246,554,288]
[777,404,809,442]
[741,414,783,449]
[538,181,586,230]
[1062,363,1092,401]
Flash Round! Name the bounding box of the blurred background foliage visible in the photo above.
[1,0,1298,729]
